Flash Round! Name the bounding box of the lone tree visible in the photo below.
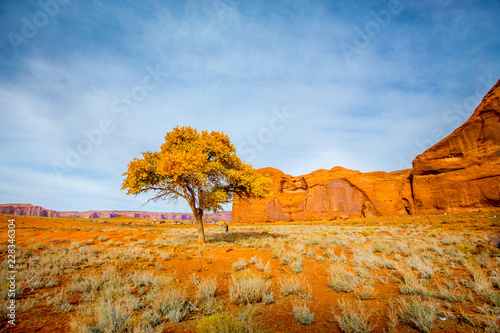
[121,126,272,243]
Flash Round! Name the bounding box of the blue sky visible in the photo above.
[0,0,499,213]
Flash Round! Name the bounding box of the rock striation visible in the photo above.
[411,79,500,214]
[233,167,412,222]
[0,204,231,222]
[233,80,500,222]
[0,204,60,217]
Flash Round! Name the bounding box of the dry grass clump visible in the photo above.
[279,276,302,296]
[70,298,134,333]
[354,285,375,300]
[328,264,362,292]
[150,286,190,323]
[406,256,436,279]
[191,274,218,312]
[196,307,264,333]
[465,262,492,293]
[490,268,500,289]
[394,297,439,333]
[398,269,433,297]
[290,256,303,274]
[292,301,315,325]
[229,273,271,305]
[333,299,375,333]
[47,288,72,311]
[232,259,247,271]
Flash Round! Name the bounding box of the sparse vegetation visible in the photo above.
[292,301,315,325]
[334,299,375,333]
[328,264,361,292]
[229,274,270,305]
[395,297,439,333]
[2,211,499,332]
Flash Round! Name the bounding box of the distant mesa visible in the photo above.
[0,204,231,222]
[233,79,500,222]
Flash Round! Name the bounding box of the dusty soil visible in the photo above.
[0,212,499,332]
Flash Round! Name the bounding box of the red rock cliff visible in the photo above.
[410,79,500,214]
[233,80,500,222]
[233,167,413,222]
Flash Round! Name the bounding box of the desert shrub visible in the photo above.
[379,256,397,270]
[457,243,474,254]
[32,242,48,250]
[354,285,375,300]
[334,299,375,333]
[255,259,270,274]
[371,241,386,253]
[326,249,347,263]
[406,257,435,279]
[248,256,259,265]
[262,291,275,304]
[229,274,270,305]
[279,277,302,296]
[129,271,155,288]
[396,297,439,333]
[483,290,500,308]
[191,275,217,311]
[47,289,72,311]
[465,262,492,292]
[490,269,500,289]
[292,243,306,255]
[360,230,372,237]
[280,254,292,265]
[435,284,465,303]
[157,251,171,260]
[197,307,263,333]
[232,259,247,271]
[290,257,303,274]
[475,250,493,269]
[70,299,133,333]
[152,287,189,323]
[328,265,361,292]
[351,250,381,269]
[292,301,315,325]
[397,268,433,297]
[441,235,465,245]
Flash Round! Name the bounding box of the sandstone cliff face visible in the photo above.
[411,80,500,214]
[233,167,413,222]
[0,204,231,222]
[233,80,500,222]
[0,204,60,217]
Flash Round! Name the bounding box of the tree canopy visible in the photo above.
[122,126,272,242]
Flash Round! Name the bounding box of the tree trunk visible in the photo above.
[195,209,206,243]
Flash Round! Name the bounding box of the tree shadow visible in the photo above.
[206,230,288,244]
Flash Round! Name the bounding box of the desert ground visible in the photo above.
[1,212,499,333]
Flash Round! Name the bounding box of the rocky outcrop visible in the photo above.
[233,79,500,222]
[233,167,413,222]
[410,79,500,214]
[0,204,231,222]
[0,204,60,217]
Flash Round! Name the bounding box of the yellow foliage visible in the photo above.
[121,126,272,229]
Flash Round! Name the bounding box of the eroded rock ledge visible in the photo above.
[233,80,500,222]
